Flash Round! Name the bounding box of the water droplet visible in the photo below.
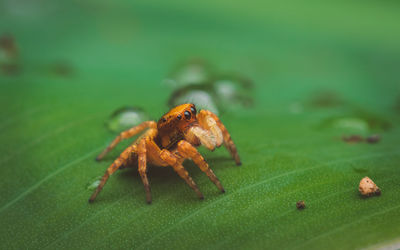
[87,176,102,190]
[168,88,219,115]
[289,102,304,114]
[106,107,150,133]
[164,60,213,88]
[214,80,237,99]
[165,61,254,114]
[333,117,369,132]
[213,76,253,110]
[319,112,391,132]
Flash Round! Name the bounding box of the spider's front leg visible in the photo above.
[151,144,204,200]
[138,139,152,204]
[89,144,137,203]
[96,121,156,161]
[197,110,241,165]
[177,140,225,193]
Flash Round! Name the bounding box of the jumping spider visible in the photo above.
[89,103,241,204]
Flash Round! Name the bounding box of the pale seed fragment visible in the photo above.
[359,177,381,196]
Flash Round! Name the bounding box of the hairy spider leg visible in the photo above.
[89,144,137,203]
[158,149,204,199]
[137,139,152,204]
[177,140,225,193]
[96,121,157,161]
[198,110,241,165]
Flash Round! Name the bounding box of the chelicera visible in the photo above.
[89,103,241,204]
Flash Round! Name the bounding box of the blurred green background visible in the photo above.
[1,1,400,249]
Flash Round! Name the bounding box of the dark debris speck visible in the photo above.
[296,200,306,210]
[366,134,380,144]
[342,135,364,143]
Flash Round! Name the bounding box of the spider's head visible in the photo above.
[157,103,197,134]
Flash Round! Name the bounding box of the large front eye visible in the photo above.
[190,106,196,115]
[184,111,191,120]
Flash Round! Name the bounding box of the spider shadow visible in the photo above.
[117,155,233,181]
[105,155,235,204]
[206,156,236,166]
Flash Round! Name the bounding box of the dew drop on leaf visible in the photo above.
[163,60,212,89]
[169,89,219,115]
[289,102,304,114]
[333,117,369,132]
[87,176,102,190]
[320,112,391,133]
[106,107,150,133]
[213,77,253,110]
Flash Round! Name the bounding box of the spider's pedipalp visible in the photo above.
[199,116,223,147]
[187,126,216,151]
[177,140,225,193]
[96,121,156,161]
[197,110,241,165]
[89,144,137,203]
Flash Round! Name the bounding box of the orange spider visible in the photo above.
[89,103,241,204]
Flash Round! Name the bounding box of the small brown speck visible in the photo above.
[342,135,364,143]
[0,34,19,59]
[296,200,306,210]
[0,33,20,76]
[310,91,342,108]
[366,134,380,144]
[51,61,74,76]
[1,63,20,75]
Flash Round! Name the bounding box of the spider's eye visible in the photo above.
[190,107,196,115]
[161,118,166,123]
[177,114,182,120]
[184,111,191,120]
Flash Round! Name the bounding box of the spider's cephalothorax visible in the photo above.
[90,103,241,204]
[155,104,198,150]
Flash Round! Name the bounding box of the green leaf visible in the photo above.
[1,1,400,249]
